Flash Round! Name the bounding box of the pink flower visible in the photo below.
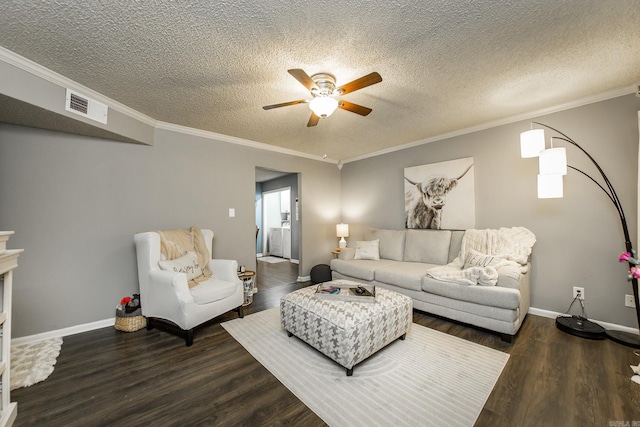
[630,267,640,279]
[620,252,632,262]
[619,252,632,262]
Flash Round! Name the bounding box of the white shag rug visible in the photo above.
[222,308,509,427]
[257,256,288,264]
[11,337,63,390]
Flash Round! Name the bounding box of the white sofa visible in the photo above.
[330,228,534,342]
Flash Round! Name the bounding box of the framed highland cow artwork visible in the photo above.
[404,157,475,230]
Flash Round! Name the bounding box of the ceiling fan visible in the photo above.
[263,69,382,127]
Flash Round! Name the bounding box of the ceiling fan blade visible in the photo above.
[262,99,307,110]
[338,100,372,116]
[337,72,382,95]
[288,69,318,92]
[307,112,320,127]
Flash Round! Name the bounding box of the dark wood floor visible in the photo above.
[255,258,298,291]
[12,281,640,426]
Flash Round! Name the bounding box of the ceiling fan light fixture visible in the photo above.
[309,96,339,118]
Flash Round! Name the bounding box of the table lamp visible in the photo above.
[336,223,349,249]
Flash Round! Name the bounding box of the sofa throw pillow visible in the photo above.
[463,249,502,269]
[158,251,203,281]
[354,239,380,260]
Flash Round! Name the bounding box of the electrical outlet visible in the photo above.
[573,286,585,300]
[625,294,636,308]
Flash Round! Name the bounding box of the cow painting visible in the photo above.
[404,158,475,230]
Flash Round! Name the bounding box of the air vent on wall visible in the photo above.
[65,89,108,124]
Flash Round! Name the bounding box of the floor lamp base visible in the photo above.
[605,329,640,348]
[555,315,606,340]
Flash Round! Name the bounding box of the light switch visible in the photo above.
[229,208,235,217]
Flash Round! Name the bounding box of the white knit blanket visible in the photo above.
[456,227,536,267]
[427,227,536,286]
[428,265,500,286]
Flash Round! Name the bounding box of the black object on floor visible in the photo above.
[310,264,332,284]
[555,295,606,340]
[555,315,606,340]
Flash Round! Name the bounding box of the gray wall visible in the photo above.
[0,124,340,337]
[340,94,640,328]
[2,93,638,337]
[0,60,155,146]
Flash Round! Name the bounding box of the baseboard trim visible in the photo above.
[14,305,636,346]
[290,259,300,264]
[12,318,114,346]
[297,275,310,282]
[528,307,639,334]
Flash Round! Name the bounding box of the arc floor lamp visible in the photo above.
[520,122,640,348]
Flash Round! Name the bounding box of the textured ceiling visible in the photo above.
[1,0,639,161]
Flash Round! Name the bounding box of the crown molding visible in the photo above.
[0,46,341,163]
[0,46,157,127]
[155,121,338,163]
[5,45,630,165]
[342,85,637,164]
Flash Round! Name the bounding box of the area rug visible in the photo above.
[257,256,288,264]
[11,337,63,390]
[222,308,509,427]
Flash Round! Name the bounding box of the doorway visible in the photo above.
[255,167,301,288]
[262,187,291,257]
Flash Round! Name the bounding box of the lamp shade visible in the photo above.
[336,223,349,237]
[309,97,339,118]
[336,223,349,249]
[537,174,563,198]
[520,129,545,158]
[539,147,567,175]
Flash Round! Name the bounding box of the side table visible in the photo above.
[238,270,256,306]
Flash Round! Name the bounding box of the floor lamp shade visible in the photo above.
[539,147,568,175]
[336,223,349,249]
[520,129,545,158]
[538,174,563,198]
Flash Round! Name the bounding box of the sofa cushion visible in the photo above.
[365,228,406,261]
[421,276,520,309]
[403,229,451,265]
[449,231,465,263]
[374,261,440,292]
[354,239,380,260]
[337,247,355,260]
[190,277,238,305]
[330,259,378,281]
[496,264,524,289]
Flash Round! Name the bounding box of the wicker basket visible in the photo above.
[114,308,147,332]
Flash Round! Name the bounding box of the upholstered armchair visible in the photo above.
[134,229,244,346]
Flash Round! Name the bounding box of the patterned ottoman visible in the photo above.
[280,280,413,376]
